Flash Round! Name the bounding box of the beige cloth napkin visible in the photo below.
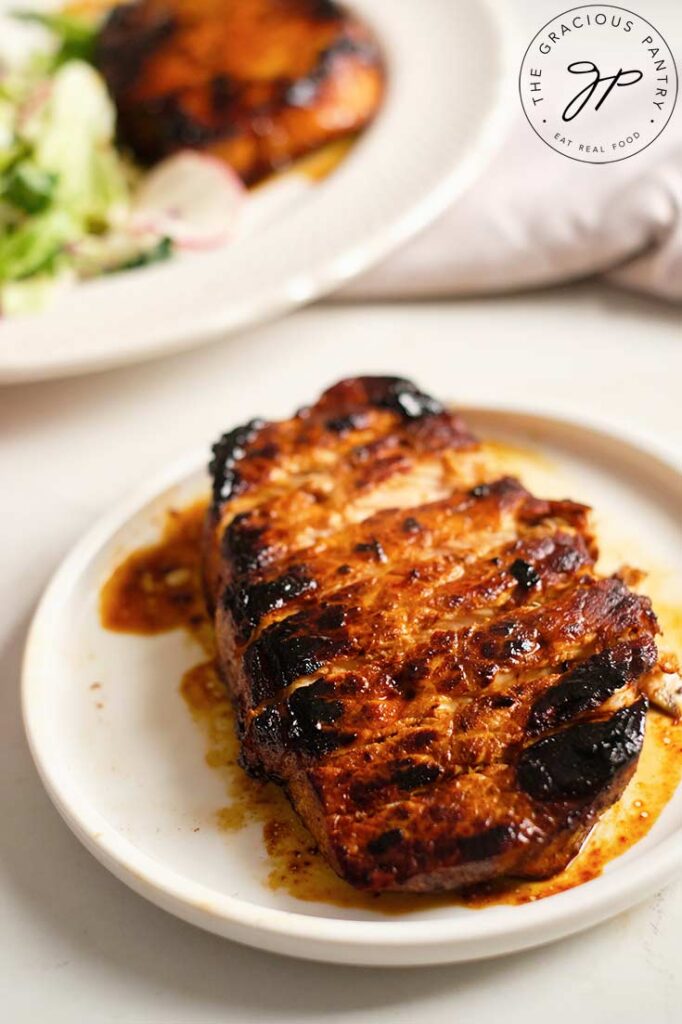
[344,114,682,304]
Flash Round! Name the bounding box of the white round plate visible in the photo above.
[0,0,513,383]
[22,406,682,966]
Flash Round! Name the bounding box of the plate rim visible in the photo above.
[0,0,518,385]
[21,402,682,963]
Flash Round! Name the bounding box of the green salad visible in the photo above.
[0,12,173,315]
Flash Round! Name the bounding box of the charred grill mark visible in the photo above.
[404,729,439,751]
[225,566,317,640]
[246,630,336,702]
[367,827,403,856]
[209,420,264,508]
[249,704,284,756]
[478,621,539,663]
[518,699,647,801]
[546,539,589,574]
[510,638,542,660]
[286,679,352,757]
[222,512,272,576]
[111,93,234,165]
[526,639,657,736]
[211,73,239,112]
[317,604,349,630]
[244,608,352,701]
[360,376,444,420]
[389,760,442,790]
[325,412,368,434]
[402,517,422,534]
[339,754,445,813]
[347,776,384,809]
[456,824,516,864]
[469,477,528,502]
[393,658,430,700]
[510,559,541,590]
[354,538,388,563]
[486,694,516,709]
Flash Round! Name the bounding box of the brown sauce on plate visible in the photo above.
[100,500,211,642]
[99,480,682,913]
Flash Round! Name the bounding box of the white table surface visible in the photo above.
[2,283,681,1022]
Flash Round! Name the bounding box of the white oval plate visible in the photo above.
[0,0,513,383]
[22,406,682,965]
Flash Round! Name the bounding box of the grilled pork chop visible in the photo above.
[95,0,384,184]
[204,376,665,892]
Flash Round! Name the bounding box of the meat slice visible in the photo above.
[95,0,384,184]
[204,376,661,892]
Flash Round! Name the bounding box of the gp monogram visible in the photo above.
[519,5,678,163]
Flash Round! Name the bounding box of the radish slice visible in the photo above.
[131,151,245,250]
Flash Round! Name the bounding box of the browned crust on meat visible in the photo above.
[95,0,384,183]
[204,376,658,892]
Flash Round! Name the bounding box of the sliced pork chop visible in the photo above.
[204,376,663,892]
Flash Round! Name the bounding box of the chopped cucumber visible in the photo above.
[0,11,180,312]
[3,162,56,213]
[0,207,76,281]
